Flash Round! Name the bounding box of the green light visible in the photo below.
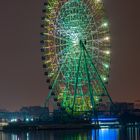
[103,77,107,81]
[104,63,109,69]
[95,96,99,102]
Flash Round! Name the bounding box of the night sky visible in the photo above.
[0,0,140,111]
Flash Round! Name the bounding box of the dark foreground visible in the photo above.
[1,123,99,131]
[0,127,140,140]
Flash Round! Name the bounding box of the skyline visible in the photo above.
[0,0,140,111]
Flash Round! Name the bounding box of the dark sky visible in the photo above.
[0,0,140,111]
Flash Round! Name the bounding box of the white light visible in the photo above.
[102,22,108,27]
[105,50,110,55]
[11,119,14,122]
[100,126,109,128]
[104,36,110,41]
[26,118,29,122]
[11,118,17,122]
[72,40,78,45]
[104,63,109,68]
[95,96,99,101]
[95,98,99,101]
[103,77,107,81]
[72,35,79,46]
[96,0,101,2]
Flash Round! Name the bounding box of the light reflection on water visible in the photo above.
[92,129,118,140]
[0,127,140,140]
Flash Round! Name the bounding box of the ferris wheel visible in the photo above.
[41,0,113,114]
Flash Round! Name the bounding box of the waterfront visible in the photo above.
[0,127,140,140]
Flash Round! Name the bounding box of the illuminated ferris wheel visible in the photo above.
[41,0,113,114]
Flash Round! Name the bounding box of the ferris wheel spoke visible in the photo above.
[81,42,113,104]
[81,42,95,109]
[72,49,82,112]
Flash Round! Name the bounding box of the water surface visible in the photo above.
[0,127,140,140]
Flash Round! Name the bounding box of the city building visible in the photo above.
[20,106,49,119]
[134,100,140,109]
[110,102,134,114]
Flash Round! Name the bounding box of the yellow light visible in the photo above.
[96,0,101,2]
[104,36,110,41]
[105,50,110,55]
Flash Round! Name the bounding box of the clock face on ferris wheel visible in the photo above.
[41,0,112,114]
